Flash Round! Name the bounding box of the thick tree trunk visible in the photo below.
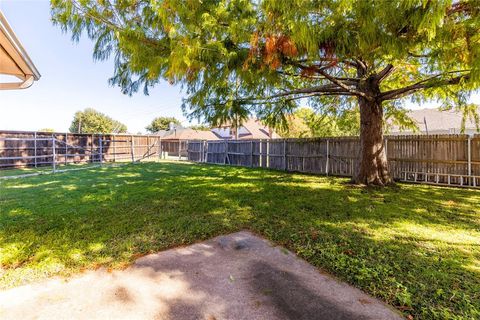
[355,96,392,186]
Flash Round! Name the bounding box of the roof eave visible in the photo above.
[0,11,41,81]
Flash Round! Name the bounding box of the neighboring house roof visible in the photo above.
[161,128,220,140]
[240,118,281,139]
[157,118,280,140]
[154,130,169,138]
[389,107,480,134]
[0,11,40,90]
[213,118,281,139]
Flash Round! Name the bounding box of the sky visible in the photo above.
[1,1,478,134]
[0,0,188,134]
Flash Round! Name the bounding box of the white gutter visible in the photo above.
[0,10,41,89]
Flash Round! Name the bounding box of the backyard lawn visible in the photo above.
[0,161,478,319]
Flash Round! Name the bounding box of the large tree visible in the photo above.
[51,0,480,185]
[145,116,181,133]
[69,108,127,134]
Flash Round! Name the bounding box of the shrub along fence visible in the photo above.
[187,135,480,188]
[0,130,187,171]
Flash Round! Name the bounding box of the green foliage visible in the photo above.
[145,116,181,133]
[189,124,211,131]
[1,162,479,319]
[278,108,312,138]
[279,107,360,137]
[69,108,127,134]
[51,0,480,130]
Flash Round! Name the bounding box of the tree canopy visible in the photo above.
[145,116,181,133]
[51,0,480,184]
[69,108,127,134]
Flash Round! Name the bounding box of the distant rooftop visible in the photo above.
[212,118,280,140]
[157,127,220,140]
[389,107,480,135]
[157,118,280,140]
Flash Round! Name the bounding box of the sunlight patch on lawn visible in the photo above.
[68,250,84,262]
[463,262,480,274]
[7,208,32,216]
[115,172,142,178]
[88,243,105,253]
[2,183,37,189]
[3,180,59,189]
[61,185,78,191]
[272,180,339,190]
[368,221,480,248]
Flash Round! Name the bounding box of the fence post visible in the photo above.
[259,140,262,168]
[65,132,68,165]
[52,136,56,173]
[283,139,287,171]
[266,140,270,168]
[113,134,116,162]
[204,140,207,163]
[468,135,472,180]
[99,136,103,165]
[302,150,305,172]
[91,134,94,163]
[131,135,135,163]
[178,140,181,161]
[34,131,37,168]
[384,137,388,180]
[158,137,161,160]
[326,139,330,176]
[384,137,388,158]
[160,138,163,160]
[250,140,254,167]
[224,140,228,164]
[146,135,150,161]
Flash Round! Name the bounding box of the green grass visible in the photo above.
[0,162,106,177]
[0,162,479,319]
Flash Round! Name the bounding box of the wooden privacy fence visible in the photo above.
[2,130,480,188]
[187,134,480,188]
[0,130,188,170]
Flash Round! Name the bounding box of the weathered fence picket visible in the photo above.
[1,129,479,188]
[0,130,181,169]
[187,135,480,188]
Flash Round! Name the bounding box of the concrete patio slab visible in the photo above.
[0,231,403,320]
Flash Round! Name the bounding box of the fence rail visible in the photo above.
[187,135,480,188]
[0,130,188,171]
[2,130,480,188]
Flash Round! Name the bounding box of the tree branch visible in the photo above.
[276,70,359,84]
[316,68,374,101]
[447,1,473,15]
[250,84,350,101]
[282,91,356,102]
[285,59,370,99]
[380,72,470,101]
[70,1,167,51]
[198,85,353,109]
[375,64,395,83]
